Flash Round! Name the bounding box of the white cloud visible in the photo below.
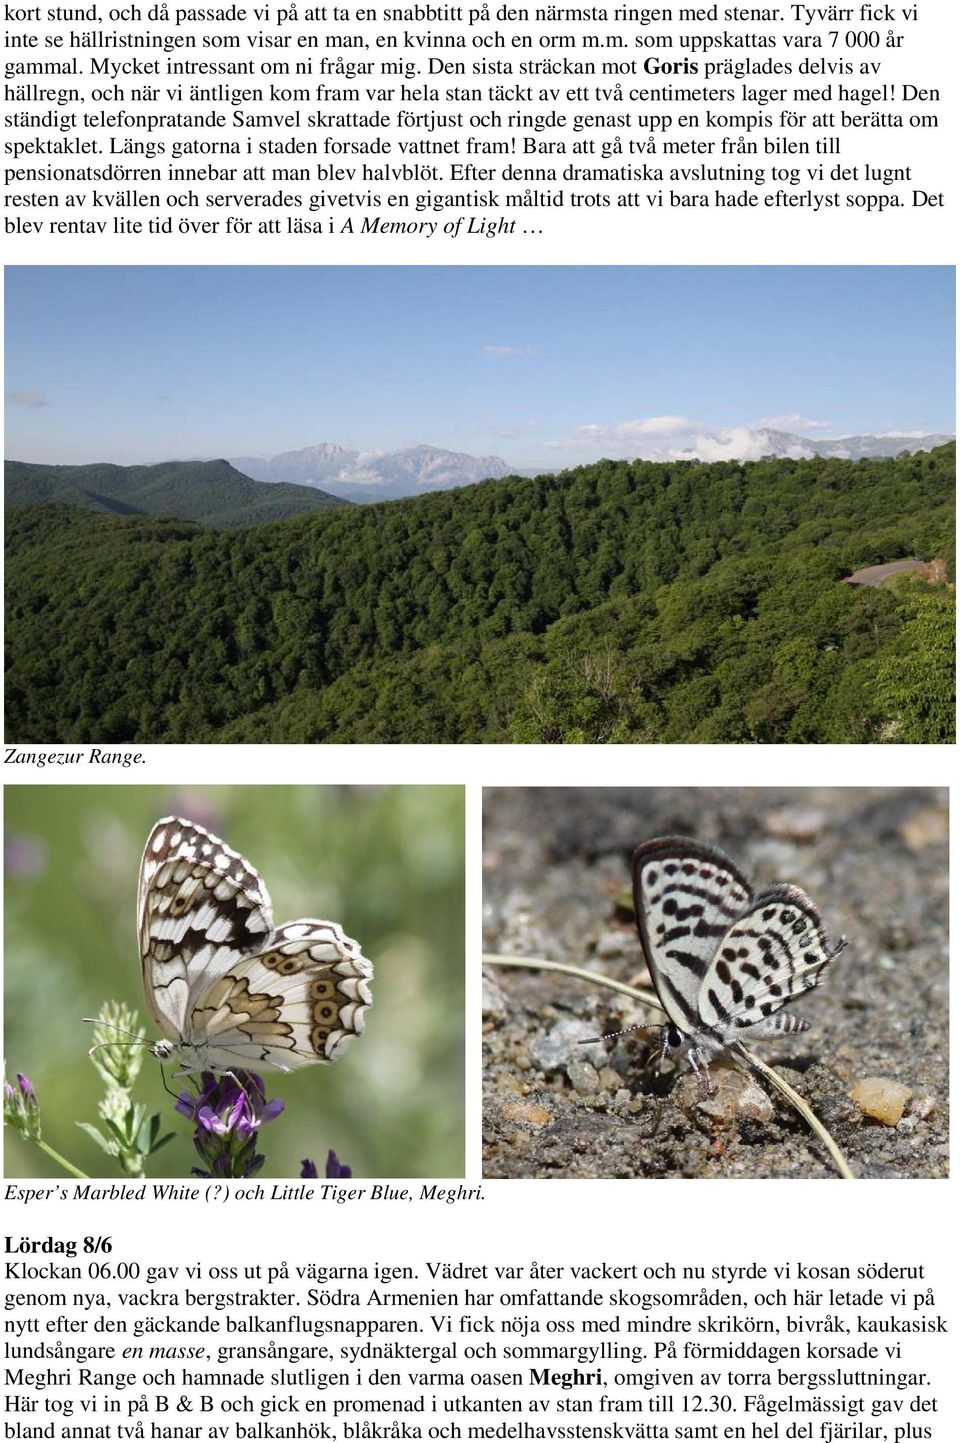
[551,414,818,463]
[6,389,47,409]
[483,344,535,358]
[751,412,831,433]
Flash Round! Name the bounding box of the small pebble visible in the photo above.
[500,1100,552,1129]
[567,1058,600,1095]
[850,1077,913,1126]
[530,1019,606,1072]
[694,1068,775,1124]
[481,974,508,1023]
[898,804,948,851]
[909,1095,937,1121]
[764,807,826,842]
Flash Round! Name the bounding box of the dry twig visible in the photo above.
[483,952,855,1180]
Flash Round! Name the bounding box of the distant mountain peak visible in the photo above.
[228,441,515,502]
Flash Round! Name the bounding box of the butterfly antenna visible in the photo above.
[579,1023,653,1046]
[83,1018,152,1050]
[87,1041,153,1057]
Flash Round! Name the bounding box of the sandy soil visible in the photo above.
[482,787,949,1181]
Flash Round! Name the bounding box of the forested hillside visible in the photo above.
[5,446,954,744]
[5,459,346,528]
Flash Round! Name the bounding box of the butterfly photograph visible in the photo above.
[4,785,465,1180]
[482,787,948,1180]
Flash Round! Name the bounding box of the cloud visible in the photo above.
[551,414,818,463]
[751,412,831,433]
[6,389,47,409]
[483,345,535,358]
[571,415,692,447]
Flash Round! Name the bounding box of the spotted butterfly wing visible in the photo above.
[632,837,753,1040]
[138,817,373,1073]
[632,837,844,1067]
[696,884,841,1044]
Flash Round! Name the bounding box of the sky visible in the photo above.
[4,266,955,467]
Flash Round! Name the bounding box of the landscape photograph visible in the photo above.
[4,264,955,745]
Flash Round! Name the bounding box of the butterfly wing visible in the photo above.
[182,919,374,1071]
[697,883,846,1043]
[138,817,274,1044]
[632,837,753,1037]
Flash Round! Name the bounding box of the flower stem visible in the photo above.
[34,1139,89,1180]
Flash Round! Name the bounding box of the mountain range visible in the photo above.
[697,429,955,463]
[4,459,346,528]
[227,432,953,500]
[6,444,953,745]
[6,433,952,523]
[227,443,517,503]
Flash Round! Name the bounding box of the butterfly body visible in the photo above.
[139,817,373,1075]
[632,837,845,1081]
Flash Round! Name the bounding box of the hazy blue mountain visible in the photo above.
[227,442,517,501]
[810,433,954,460]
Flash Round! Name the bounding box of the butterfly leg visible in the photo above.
[688,1047,717,1099]
[155,1062,183,1099]
[658,1022,685,1072]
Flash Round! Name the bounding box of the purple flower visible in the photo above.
[177,1072,284,1179]
[299,1151,352,1180]
[3,1070,41,1141]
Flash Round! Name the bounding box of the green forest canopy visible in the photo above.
[5,445,955,744]
[4,458,345,528]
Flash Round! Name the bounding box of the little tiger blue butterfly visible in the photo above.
[631,836,846,1083]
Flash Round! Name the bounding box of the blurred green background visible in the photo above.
[4,785,464,1179]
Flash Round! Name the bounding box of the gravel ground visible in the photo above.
[482,788,949,1180]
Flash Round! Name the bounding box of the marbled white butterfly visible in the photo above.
[632,837,846,1082]
[138,817,373,1075]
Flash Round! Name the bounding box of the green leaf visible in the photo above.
[76,1122,117,1155]
[135,1112,164,1153]
[101,1115,132,1146]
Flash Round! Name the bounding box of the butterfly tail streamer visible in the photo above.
[482,953,856,1181]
